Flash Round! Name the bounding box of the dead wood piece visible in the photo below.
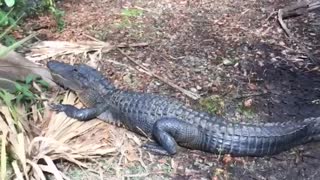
[0,44,56,91]
[281,1,309,19]
[117,48,201,100]
[278,9,292,37]
[277,2,318,62]
[281,0,320,19]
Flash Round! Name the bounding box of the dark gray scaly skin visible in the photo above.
[47,60,320,156]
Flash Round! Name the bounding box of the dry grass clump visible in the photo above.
[0,91,118,180]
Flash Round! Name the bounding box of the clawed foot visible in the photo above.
[142,143,172,156]
[49,103,66,112]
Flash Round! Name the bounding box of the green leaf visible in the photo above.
[0,89,15,107]
[36,79,49,89]
[2,35,16,46]
[15,94,24,104]
[19,84,31,95]
[0,78,16,92]
[121,8,143,17]
[0,11,10,26]
[0,33,35,57]
[4,0,15,7]
[14,83,22,92]
[22,90,34,98]
[25,74,36,84]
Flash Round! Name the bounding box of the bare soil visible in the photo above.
[23,0,320,179]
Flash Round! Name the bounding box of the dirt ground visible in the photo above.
[23,0,320,179]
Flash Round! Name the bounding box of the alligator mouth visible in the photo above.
[50,73,71,89]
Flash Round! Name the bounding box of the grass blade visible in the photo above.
[0,13,24,40]
[41,156,64,180]
[0,131,8,180]
[26,160,46,180]
[0,77,17,92]
[12,160,24,180]
[0,33,36,57]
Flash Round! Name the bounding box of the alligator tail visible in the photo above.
[307,117,320,141]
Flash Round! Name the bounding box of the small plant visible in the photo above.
[162,161,173,174]
[199,95,225,115]
[121,8,143,18]
[0,75,49,179]
[0,33,35,57]
[50,6,64,31]
[115,8,143,29]
[45,0,65,31]
[0,6,20,46]
[0,0,65,45]
[0,74,49,113]
[16,75,48,102]
[1,0,15,8]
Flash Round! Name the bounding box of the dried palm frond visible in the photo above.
[25,40,148,62]
[26,41,114,62]
[0,91,118,180]
[0,44,56,87]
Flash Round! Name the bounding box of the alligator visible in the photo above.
[47,60,320,156]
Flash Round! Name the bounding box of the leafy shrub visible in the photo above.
[0,0,64,45]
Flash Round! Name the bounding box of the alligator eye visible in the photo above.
[73,68,78,72]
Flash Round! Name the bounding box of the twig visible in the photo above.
[138,149,148,171]
[83,34,149,48]
[278,9,292,37]
[264,11,278,22]
[83,34,105,43]
[136,127,152,141]
[117,42,149,48]
[280,0,320,19]
[278,5,317,62]
[234,92,269,99]
[103,59,136,71]
[117,48,201,100]
[123,173,149,178]
[280,1,309,19]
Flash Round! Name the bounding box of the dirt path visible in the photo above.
[25,0,320,179]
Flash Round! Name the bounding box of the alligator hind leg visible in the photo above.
[142,143,174,156]
[143,117,201,155]
[50,103,108,121]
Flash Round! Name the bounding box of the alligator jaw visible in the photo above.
[47,61,82,91]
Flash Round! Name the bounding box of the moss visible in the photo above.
[199,95,225,115]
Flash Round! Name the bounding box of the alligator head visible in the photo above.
[47,60,116,93]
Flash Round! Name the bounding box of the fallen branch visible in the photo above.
[278,9,293,37]
[83,34,149,48]
[117,48,201,100]
[277,1,318,62]
[0,44,56,90]
[281,0,320,19]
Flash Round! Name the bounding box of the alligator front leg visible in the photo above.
[50,103,108,121]
[144,117,201,155]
